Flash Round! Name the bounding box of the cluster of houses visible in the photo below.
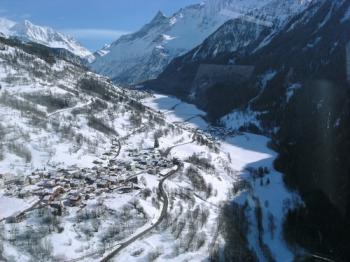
[0,146,173,219]
[126,148,171,171]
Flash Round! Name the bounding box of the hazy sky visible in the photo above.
[0,0,202,51]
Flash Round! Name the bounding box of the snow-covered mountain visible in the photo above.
[0,18,16,35]
[146,0,350,259]
[90,0,314,85]
[0,33,301,261]
[0,18,93,60]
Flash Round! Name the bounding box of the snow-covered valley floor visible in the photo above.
[112,93,301,262]
[0,40,300,261]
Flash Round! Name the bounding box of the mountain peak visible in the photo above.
[151,10,167,23]
[91,0,316,85]
[23,19,33,26]
[156,10,166,18]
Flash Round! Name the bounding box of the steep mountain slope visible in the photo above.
[90,0,313,85]
[0,18,92,60]
[0,35,300,262]
[146,0,350,260]
[0,35,129,175]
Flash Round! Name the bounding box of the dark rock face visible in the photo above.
[346,42,350,82]
[0,35,86,67]
[146,0,350,259]
[191,64,255,111]
[144,18,271,117]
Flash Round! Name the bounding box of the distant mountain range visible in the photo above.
[0,17,93,60]
[0,0,349,260]
[90,0,314,85]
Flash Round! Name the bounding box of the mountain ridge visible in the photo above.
[145,0,350,259]
[90,0,314,85]
[0,17,93,60]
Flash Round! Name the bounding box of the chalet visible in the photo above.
[69,181,78,188]
[64,193,81,207]
[139,160,147,166]
[85,177,95,185]
[151,160,159,166]
[136,165,146,170]
[107,176,118,185]
[72,172,82,179]
[70,179,84,188]
[61,181,71,189]
[85,186,95,193]
[27,174,40,185]
[40,188,54,197]
[17,190,31,199]
[96,179,111,189]
[38,179,56,188]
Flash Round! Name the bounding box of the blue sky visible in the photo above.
[0,0,202,51]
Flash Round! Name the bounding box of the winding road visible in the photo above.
[100,164,180,262]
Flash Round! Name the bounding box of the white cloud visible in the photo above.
[62,28,130,39]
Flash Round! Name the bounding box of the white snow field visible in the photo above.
[0,33,300,262]
[108,93,300,262]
